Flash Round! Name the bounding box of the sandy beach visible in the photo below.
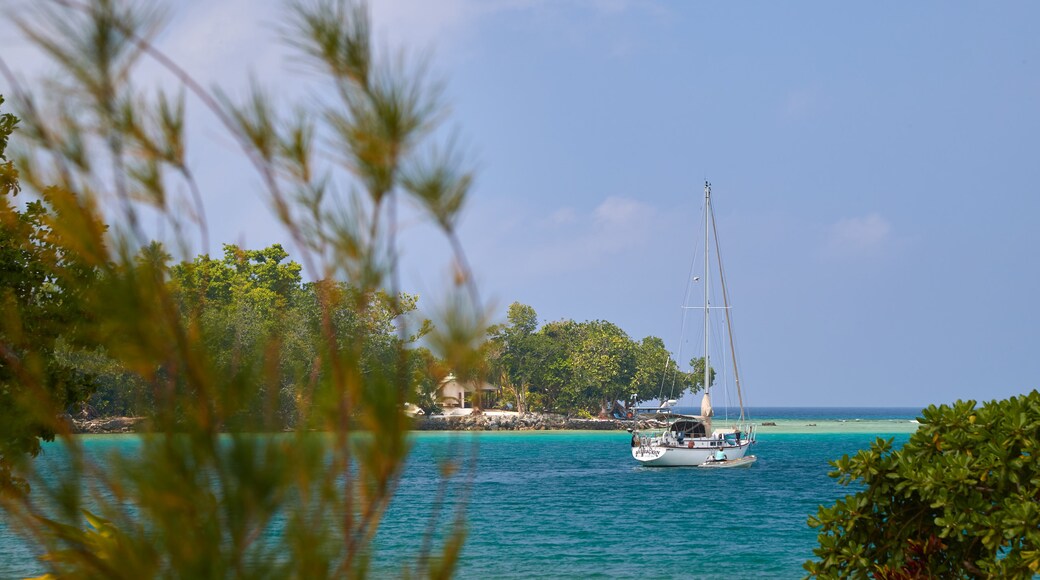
[744,418,920,435]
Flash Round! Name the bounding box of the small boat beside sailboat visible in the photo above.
[630,181,758,468]
[698,454,758,469]
[698,457,757,469]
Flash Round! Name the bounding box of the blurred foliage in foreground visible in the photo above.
[2,95,104,497]
[0,0,482,576]
[75,242,441,424]
[805,390,1040,579]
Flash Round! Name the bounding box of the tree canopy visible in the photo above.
[0,97,100,494]
[62,242,433,429]
[487,302,696,416]
[805,391,1040,578]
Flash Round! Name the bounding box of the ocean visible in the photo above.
[0,408,920,578]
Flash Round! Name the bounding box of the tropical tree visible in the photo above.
[630,336,695,404]
[566,320,636,417]
[532,319,580,413]
[51,242,431,426]
[0,96,100,494]
[805,391,1040,578]
[529,318,630,416]
[487,302,543,413]
[408,345,445,413]
[60,342,152,418]
[488,306,694,416]
[172,244,302,311]
[168,243,305,428]
[689,356,716,393]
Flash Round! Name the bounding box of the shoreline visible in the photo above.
[70,413,921,436]
[414,413,920,434]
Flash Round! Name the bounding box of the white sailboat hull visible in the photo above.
[631,439,754,467]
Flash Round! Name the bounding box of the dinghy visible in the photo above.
[697,455,758,469]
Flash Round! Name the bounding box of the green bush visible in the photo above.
[806,390,1040,578]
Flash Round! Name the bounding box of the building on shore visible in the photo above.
[437,373,498,411]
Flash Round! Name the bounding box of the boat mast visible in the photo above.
[703,181,711,400]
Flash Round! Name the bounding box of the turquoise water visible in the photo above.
[1,428,911,579]
[373,431,907,578]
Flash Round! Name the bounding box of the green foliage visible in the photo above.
[486,302,692,416]
[0,95,18,197]
[486,302,543,413]
[0,97,101,495]
[688,356,715,392]
[805,391,1040,578]
[564,319,635,415]
[1,0,482,576]
[632,336,693,402]
[59,342,151,418]
[166,243,306,428]
[408,345,444,413]
[171,244,302,311]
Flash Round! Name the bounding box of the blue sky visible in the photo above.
[2,1,1038,407]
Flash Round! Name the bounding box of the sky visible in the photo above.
[1,1,1038,408]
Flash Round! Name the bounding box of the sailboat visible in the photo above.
[630,182,757,467]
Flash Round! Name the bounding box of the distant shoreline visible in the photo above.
[70,413,921,436]
[413,413,920,434]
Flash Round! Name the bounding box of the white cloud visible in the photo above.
[446,194,667,291]
[513,196,657,275]
[593,196,653,229]
[824,213,892,257]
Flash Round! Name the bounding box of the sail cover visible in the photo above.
[700,393,714,417]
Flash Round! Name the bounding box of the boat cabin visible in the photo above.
[663,418,745,446]
[668,418,708,438]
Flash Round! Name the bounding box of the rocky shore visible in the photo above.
[66,415,919,436]
[415,413,665,432]
[71,416,148,434]
[67,413,666,434]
